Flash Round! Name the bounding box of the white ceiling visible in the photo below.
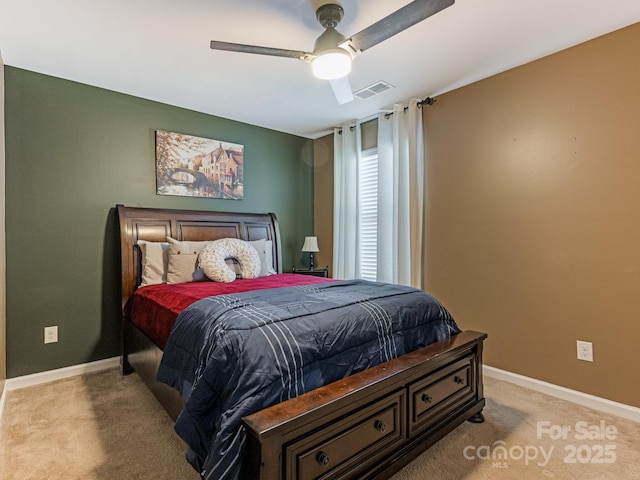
[1,0,640,139]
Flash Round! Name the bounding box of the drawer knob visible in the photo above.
[421,393,432,404]
[374,420,387,432]
[316,451,330,468]
[454,375,465,385]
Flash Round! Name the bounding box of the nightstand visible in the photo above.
[292,267,329,278]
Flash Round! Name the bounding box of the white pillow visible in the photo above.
[199,238,261,283]
[248,239,277,277]
[137,240,169,286]
[264,240,277,275]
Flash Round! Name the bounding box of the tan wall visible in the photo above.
[425,23,640,407]
[314,23,640,407]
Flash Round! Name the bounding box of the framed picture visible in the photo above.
[155,130,244,199]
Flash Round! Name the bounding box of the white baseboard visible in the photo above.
[5,357,120,392]
[0,382,6,429]
[484,365,640,423]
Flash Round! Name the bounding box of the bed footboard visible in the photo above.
[242,330,486,480]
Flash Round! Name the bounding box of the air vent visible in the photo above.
[354,81,394,100]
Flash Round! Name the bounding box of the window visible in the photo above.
[359,148,378,281]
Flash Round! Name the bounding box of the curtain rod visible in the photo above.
[383,96,437,119]
[338,96,437,133]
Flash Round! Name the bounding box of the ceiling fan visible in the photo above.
[210,0,454,105]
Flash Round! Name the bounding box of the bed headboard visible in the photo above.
[117,204,282,310]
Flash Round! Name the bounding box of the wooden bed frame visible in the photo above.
[117,204,487,480]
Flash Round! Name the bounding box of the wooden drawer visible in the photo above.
[285,390,405,480]
[408,355,476,435]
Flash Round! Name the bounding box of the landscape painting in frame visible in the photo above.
[156,130,244,199]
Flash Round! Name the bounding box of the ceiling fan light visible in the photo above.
[311,49,352,80]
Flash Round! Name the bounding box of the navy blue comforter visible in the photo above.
[157,279,460,480]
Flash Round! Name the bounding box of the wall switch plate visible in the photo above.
[44,326,58,344]
[576,340,593,362]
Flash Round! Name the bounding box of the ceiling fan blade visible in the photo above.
[329,76,354,105]
[343,0,454,55]
[210,40,312,60]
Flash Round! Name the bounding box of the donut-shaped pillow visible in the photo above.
[199,238,261,283]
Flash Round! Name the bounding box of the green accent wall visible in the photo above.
[4,66,314,377]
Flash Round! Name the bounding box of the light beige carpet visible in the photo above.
[390,377,640,480]
[0,369,199,480]
[0,369,638,480]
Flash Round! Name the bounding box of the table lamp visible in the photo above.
[301,236,319,269]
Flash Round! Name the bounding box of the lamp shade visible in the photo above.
[301,236,319,252]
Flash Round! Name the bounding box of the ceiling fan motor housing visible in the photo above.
[313,27,348,53]
[314,3,349,56]
[316,3,344,29]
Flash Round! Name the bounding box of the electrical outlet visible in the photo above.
[576,340,593,362]
[44,326,58,344]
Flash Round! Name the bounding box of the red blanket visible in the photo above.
[126,274,334,348]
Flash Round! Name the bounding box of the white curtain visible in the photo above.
[376,99,425,288]
[332,121,362,280]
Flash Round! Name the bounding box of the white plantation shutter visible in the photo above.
[359,149,378,281]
